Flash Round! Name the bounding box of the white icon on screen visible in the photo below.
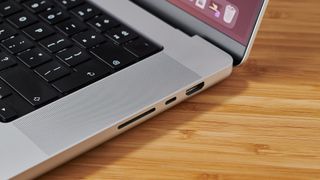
[223,5,237,24]
[195,0,207,9]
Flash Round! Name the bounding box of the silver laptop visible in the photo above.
[0,0,268,179]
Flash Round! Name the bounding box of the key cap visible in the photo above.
[1,35,34,54]
[88,15,119,32]
[105,26,138,44]
[0,23,17,40]
[124,38,161,59]
[24,0,53,13]
[0,66,59,107]
[23,22,55,40]
[55,0,84,9]
[91,43,136,70]
[7,11,38,28]
[53,60,110,93]
[40,34,72,53]
[0,92,35,120]
[73,30,106,48]
[0,52,17,70]
[35,61,71,82]
[0,81,12,99]
[17,48,51,68]
[0,1,21,17]
[56,46,90,66]
[56,19,87,36]
[0,103,17,123]
[39,7,69,24]
[71,3,100,21]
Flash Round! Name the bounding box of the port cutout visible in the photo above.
[165,97,177,105]
[118,108,156,129]
[186,82,205,96]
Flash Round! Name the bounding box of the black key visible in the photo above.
[56,19,87,36]
[7,11,38,28]
[55,0,84,9]
[73,30,106,48]
[0,52,16,70]
[56,46,90,66]
[0,1,21,17]
[88,15,119,32]
[0,66,59,107]
[17,48,51,68]
[71,4,100,21]
[1,35,34,54]
[24,0,53,13]
[106,26,138,44]
[1,92,35,120]
[0,23,17,40]
[0,103,17,123]
[53,60,110,93]
[39,7,69,24]
[91,43,136,70]
[124,38,161,59]
[0,81,12,99]
[23,22,55,40]
[40,34,72,53]
[35,61,71,82]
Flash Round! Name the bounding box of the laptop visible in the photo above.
[0,0,268,179]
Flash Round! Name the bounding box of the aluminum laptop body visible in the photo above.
[0,0,268,179]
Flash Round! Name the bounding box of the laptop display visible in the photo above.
[168,0,264,45]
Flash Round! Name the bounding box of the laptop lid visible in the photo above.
[131,0,269,65]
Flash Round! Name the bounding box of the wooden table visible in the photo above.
[40,0,320,179]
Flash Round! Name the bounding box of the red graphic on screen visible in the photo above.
[168,0,263,45]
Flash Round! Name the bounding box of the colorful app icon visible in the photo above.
[223,4,237,24]
[209,1,221,18]
[195,0,207,9]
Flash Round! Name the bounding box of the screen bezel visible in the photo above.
[131,0,269,65]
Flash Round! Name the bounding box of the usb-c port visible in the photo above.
[186,82,205,96]
[165,97,177,105]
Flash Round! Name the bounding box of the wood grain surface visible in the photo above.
[39,0,320,179]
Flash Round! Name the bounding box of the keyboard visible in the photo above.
[0,0,162,123]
